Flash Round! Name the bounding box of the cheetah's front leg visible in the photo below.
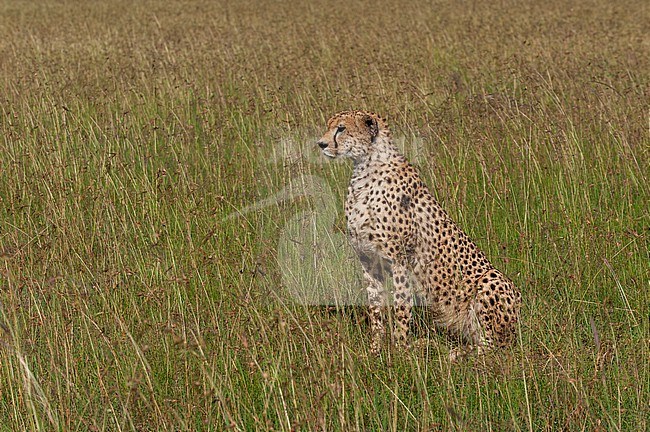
[358,252,390,355]
[391,264,412,348]
[364,269,386,356]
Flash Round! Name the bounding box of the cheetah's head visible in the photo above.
[317,111,391,162]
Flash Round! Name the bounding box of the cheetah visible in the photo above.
[317,110,521,358]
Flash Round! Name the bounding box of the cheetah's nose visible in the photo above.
[317,141,328,149]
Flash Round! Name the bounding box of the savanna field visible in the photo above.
[0,0,648,430]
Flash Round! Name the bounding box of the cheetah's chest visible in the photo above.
[344,171,408,254]
[345,177,376,250]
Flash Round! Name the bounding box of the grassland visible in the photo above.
[0,0,648,430]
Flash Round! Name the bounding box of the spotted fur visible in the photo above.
[317,110,521,358]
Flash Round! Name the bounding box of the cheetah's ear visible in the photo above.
[363,115,379,141]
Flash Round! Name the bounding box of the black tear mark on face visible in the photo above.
[333,126,342,148]
[400,195,411,209]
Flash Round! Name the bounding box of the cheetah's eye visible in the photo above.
[336,125,346,133]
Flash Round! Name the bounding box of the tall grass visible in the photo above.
[0,0,648,430]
